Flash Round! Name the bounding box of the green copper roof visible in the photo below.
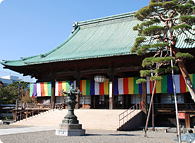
[1,11,195,67]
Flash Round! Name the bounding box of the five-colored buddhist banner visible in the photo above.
[114,77,142,95]
[80,79,109,95]
[30,82,51,97]
[30,74,195,97]
[146,74,195,94]
[55,81,76,96]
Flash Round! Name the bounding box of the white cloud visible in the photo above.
[0,0,3,4]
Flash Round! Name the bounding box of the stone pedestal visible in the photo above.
[55,123,85,136]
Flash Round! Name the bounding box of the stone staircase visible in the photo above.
[118,104,145,131]
[118,109,144,131]
[11,109,126,130]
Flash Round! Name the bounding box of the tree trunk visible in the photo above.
[172,47,195,102]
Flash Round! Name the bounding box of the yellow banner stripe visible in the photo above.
[128,77,134,94]
[104,79,109,95]
[186,74,193,92]
[62,81,66,91]
[44,82,48,96]
[156,80,161,93]
[82,80,86,95]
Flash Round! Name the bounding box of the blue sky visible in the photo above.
[0,0,150,76]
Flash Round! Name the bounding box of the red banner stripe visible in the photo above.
[99,82,104,95]
[150,81,156,94]
[180,75,186,93]
[40,83,45,96]
[58,81,62,96]
[123,78,129,94]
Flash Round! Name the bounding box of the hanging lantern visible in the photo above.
[94,75,106,84]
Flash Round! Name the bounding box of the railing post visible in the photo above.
[127,110,128,121]
[119,115,120,129]
[123,113,124,126]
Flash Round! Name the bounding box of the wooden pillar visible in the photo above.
[142,82,147,115]
[109,69,114,110]
[75,73,80,109]
[51,79,56,109]
[14,110,17,121]
[185,113,190,128]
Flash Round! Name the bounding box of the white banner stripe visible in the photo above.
[174,75,180,93]
[37,83,41,97]
[55,82,59,96]
[95,82,99,95]
[118,78,124,94]
[74,81,76,89]
[147,76,150,94]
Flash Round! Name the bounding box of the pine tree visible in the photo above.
[132,0,195,101]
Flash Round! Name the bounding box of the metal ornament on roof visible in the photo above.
[94,75,106,84]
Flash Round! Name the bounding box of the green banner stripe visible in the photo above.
[47,82,51,96]
[134,77,139,94]
[161,75,167,93]
[30,83,34,97]
[86,80,91,95]
[66,81,70,90]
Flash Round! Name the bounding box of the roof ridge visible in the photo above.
[78,11,136,26]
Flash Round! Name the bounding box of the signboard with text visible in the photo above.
[178,112,185,119]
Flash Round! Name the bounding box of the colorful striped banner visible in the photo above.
[56,79,109,96]
[30,74,195,97]
[115,77,142,95]
[93,79,109,95]
[55,81,76,96]
[80,80,91,95]
[115,74,194,95]
[30,82,51,97]
[146,74,192,94]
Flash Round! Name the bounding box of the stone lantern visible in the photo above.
[55,84,85,136]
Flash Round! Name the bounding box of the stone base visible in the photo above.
[55,129,85,136]
[56,123,85,136]
[59,123,82,129]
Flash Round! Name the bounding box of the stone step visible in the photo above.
[12,109,135,130]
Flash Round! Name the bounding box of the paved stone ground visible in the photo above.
[0,125,177,143]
